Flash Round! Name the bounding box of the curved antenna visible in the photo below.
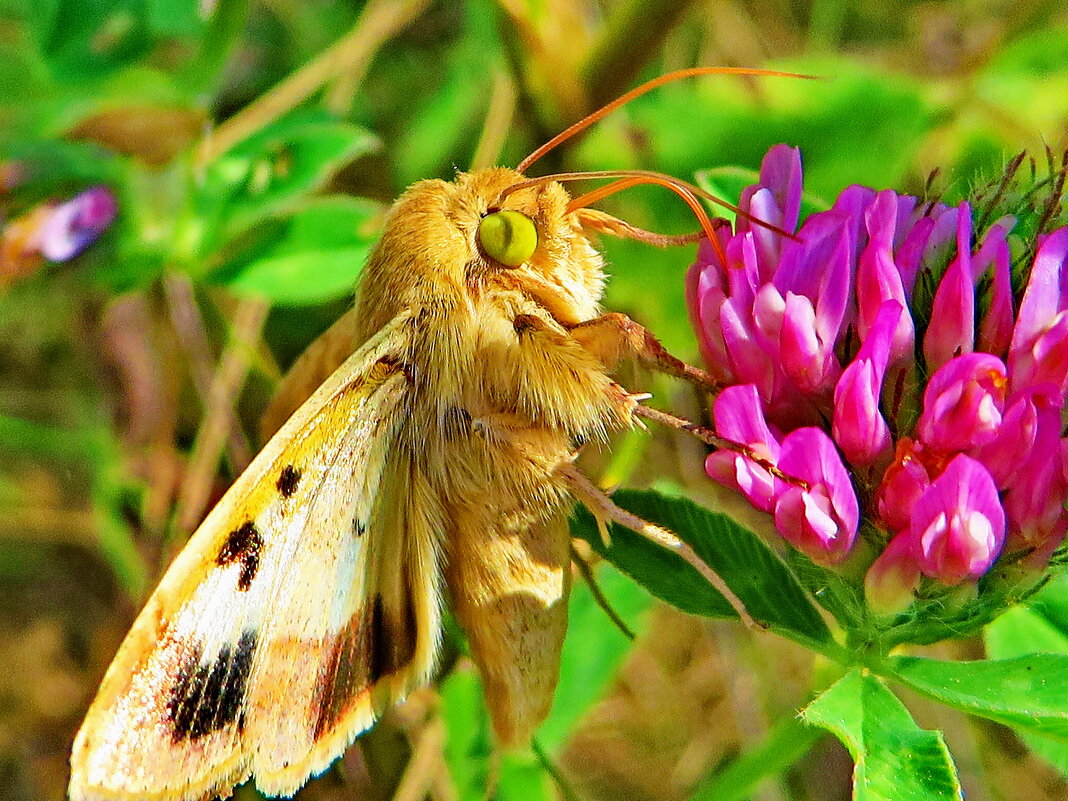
[500,169,796,250]
[557,169,775,224]
[516,66,816,174]
[501,170,729,262]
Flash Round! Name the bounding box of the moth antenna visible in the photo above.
[503,169,796,239]
[516,66,817,173]
[503,170,721,244]
[502,168,796,264]
[568,176,745,263]
[561,170,747,218]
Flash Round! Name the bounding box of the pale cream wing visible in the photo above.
[69,315,442,801]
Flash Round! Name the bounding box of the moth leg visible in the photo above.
[557,461,759,629]
[568,312,719,390]
[633,404,797,485]
[570,542,636,640]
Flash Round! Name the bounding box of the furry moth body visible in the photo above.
[68,166,687,801]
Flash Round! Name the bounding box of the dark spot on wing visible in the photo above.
[276,464,301,498]
[216,521,263,591]
[368,596,391,684]
[353,519,365,538]
[368,580,418,685]
[313,576,419,741]
[167,630,257,741]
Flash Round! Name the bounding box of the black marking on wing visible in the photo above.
[216,520,263,591]
[368,579,418,685]
[168,630,258,741]
[276,464,301,498]
[312,575,419,740]
[353,519,365,538]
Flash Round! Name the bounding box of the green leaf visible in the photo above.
[985,575,1068,659]
[146,0,202,37]
[1024,573,1068,639]
[216,196,380,304]
[802,669,962,801]
[570,489,832,650]
[984,575,1068,776]
[783,549,868,630]
[32,0,154,83]
[199,110,378,246]
[224,247,367,305]
[888,653,1068,742]
[537,562,651,751]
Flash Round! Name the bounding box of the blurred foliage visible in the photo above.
[1,1,1067,800]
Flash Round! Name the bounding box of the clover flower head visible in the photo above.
[689,145,1068,602]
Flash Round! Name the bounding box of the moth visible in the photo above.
[69,67,786,801]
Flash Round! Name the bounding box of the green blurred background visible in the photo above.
[1,1,1067,799]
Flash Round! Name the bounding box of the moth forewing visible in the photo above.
[69,318,442,801]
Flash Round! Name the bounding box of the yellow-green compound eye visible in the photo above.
[477,209,537,267]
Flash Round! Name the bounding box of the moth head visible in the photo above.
[466,167,607,322]
[352,167,606,335]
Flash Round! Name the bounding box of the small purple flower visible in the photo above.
[916,353,1007,453]
[35,186,118,262]
[923,205,975,371]
[911,455,1005,585]
[832,300,901,465]
[1003,394,1068,560]
[969,390,1038,488]
[774,428,859,564]
[1008,229,1068,395]
[876,440,931,533]
[973,220,1015,357]
[865,531,921,615]
[856,192,915,366]
[705,384,858,563]
[688,144,1068,592]
[706,384,781,512]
